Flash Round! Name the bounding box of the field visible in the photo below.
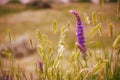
[0,2,120,80]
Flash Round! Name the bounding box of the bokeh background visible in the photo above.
[0,0,119,77]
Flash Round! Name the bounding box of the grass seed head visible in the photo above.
[113,35,120,49]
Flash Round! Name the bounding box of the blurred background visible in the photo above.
[0,0,119,50]
[0,0,119,75]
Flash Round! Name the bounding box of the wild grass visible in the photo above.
[0,2,119,47]
[0,1,120,80]
[0,19,120,79]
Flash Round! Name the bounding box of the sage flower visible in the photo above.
[69,10,87,58]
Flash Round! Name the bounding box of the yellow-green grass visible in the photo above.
[0,2,120,79]
[0,3,119,49]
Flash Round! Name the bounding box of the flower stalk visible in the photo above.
[69,10,87,58]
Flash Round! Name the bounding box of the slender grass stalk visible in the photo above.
[52,20,57,34]
[29,38,34,49]
[92,12,97,25]
[98,12,103,22]
[99,0,103,8]
[108,20,114,38]
[8,29,12,44]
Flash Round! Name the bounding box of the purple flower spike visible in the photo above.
[69,10,87,58]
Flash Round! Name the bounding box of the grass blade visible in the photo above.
[92,60,108,74]
[113,35,120,49]
[52,20,57,34]
[89,23,101,37]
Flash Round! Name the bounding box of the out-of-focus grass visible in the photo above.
[0,3,26,17]
[0,2,120,79]
[0,2,119,48]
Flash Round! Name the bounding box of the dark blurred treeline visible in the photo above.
[1,0,118,4]
[77,0,117,2]
[0,0,118,16]
[0,0,118,6]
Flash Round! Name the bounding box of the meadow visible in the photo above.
[0,1,120,80]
